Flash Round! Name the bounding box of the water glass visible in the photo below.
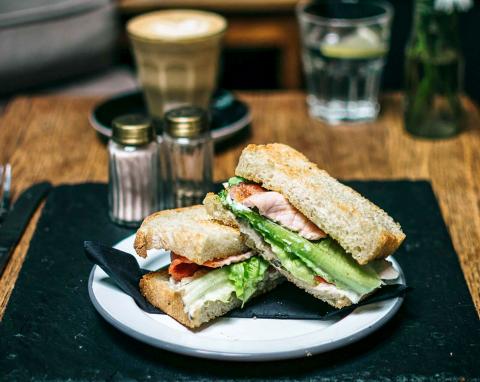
[297,0,393,124]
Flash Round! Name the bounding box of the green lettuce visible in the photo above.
[182,267,234,308]
[228,176,247,187]
[228,256,269,306]
[181,256,269,310]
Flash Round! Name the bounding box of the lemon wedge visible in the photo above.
[320,27,387,59]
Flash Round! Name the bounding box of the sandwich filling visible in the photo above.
[218,177,399,303]
[169,251,256,281]
[167,250,279,317]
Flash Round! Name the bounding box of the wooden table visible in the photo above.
[0,92,479,319]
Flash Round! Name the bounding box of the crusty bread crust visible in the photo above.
[134,205,247,263]
[235,143,405,264]
[140,269,283,328]
[140,270,196,328]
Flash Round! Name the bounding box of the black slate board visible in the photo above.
[1,181,479,381]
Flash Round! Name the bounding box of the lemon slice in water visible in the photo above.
[320,27,386,59]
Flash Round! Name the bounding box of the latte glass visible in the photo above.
[127,10,227,120]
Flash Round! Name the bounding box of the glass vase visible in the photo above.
[404,3,464,138]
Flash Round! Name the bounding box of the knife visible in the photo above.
[0,182,52,275]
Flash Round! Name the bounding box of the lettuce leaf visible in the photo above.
[228,176,247,187]
[228,256,269,306]
[182,267,234,308]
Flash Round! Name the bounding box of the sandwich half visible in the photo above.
[205,143,406,309]
[134,205,283,328]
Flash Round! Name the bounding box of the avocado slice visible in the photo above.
[268,241,316,286]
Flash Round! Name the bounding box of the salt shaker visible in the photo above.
[108,114,162,226]
[163,107,213,208]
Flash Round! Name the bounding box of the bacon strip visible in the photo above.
[168,252,256,281]
[203,251,255,267]
[168,253,201,281]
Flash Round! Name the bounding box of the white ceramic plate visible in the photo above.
[88,234,405,361]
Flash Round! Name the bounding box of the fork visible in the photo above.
[0,163,12,224]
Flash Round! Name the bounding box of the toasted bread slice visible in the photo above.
[140,268,283,328]
[134,205,248,263]
[235,143,405,265]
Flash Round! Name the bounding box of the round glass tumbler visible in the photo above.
[296,0,393,124]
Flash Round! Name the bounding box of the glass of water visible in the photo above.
[297,0,393,124]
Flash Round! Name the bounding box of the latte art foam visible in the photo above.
[128,10,226,41]
[150,19,212,38]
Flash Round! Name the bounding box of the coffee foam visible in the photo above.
[150,19,211,38]
[128,10,226,41]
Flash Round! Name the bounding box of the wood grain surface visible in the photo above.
[0,92,479,319]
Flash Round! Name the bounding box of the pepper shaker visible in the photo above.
[108,114,162,226]
[163,107,213,208]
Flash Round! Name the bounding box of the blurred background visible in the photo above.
[0,0,479,106]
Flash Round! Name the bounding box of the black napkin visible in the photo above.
[84,241,408,320]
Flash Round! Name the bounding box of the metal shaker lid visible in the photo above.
[112,114,154,146]
[164,107,209,138]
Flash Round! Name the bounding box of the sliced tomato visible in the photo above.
[229,183,266,202]
[315,275,332,284]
